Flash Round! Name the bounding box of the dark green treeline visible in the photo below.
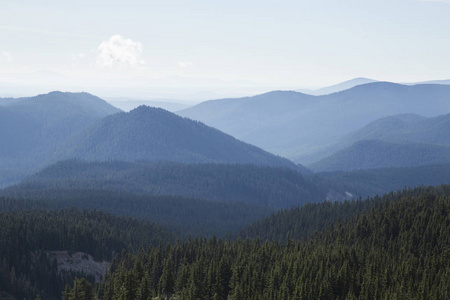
[98,186,450,299]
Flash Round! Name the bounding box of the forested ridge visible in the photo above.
[0,191,272,237]
[61,106,298,170]
[238,196,383,244]
[320,163,450,197]
[237,185,450,243]
[4,160,328,209]
[92,185,450,300]
[309,139,450,172]
[0,92,120,187]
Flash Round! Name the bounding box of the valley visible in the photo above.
[1,81,450,299]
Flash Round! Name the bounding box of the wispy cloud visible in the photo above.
[178,61,194,68]
[97,35,146,68]
[1,51,12,62]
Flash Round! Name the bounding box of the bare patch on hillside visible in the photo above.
[46,251,109,282]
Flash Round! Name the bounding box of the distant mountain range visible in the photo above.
[178,82,450,164]
[0,91,306,187]
[0,92,120,186]
[3,86,450,196]
[297,77,378,95]
[309,140,450,172]
[60,105,300,170]
[309,113,450,172]
[343,113,450,146]
[107,98,192,112]
[297,77,450,96]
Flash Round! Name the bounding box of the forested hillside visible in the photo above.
[96,185,450,299]
[341,113,450,146]
[0,92,120,187]
[320,163,450,197]
[309,140,450,172]
[0,192,272,237]
[238,196,385,244]
[307,112,450,170]
[61,106,299,170]
[7,160,330,209]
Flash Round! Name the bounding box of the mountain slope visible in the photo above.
[0,92,120,187]
[178,83,450,163]
[0,191,272,238]
[62,106,302,170]
[6,160,332,208]
[100,185,450,299]
[309,140,450,172]
[0,208,174,299]
[320,163,450,197]
[341,113,450,146]
[306,112,450,170]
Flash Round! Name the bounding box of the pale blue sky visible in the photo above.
[1,0,450,99]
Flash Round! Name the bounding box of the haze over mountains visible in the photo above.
[0,91,302,187]
[106,98,192,112]
[179,82,450,164]
[0,92,120,186]
[297,77,378,95]
[2,82,450,299]
[2,81,450,191]
[296,77,450,96]
[310,113,450,172]
[61,105,297,168]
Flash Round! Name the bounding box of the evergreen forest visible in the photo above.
[1,185,449,299]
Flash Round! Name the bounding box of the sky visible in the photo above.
[1,0,450,100]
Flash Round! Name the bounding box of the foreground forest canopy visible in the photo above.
[0,209,174,299]
[33,185,447,300]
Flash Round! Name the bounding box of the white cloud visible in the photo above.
[1,51,12,62]
[178,61,194,68]
[97,35,146,68]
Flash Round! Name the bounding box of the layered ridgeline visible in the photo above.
[178,83,450,164]
[0,91,309,187]
[309,113,450,172]
[296,77,377,95]
[0,208,174,300]
[1,159,348,237]
[90,185,450,300]
[0,92,120,187]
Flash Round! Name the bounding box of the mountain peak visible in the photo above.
[66,105,299,169]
